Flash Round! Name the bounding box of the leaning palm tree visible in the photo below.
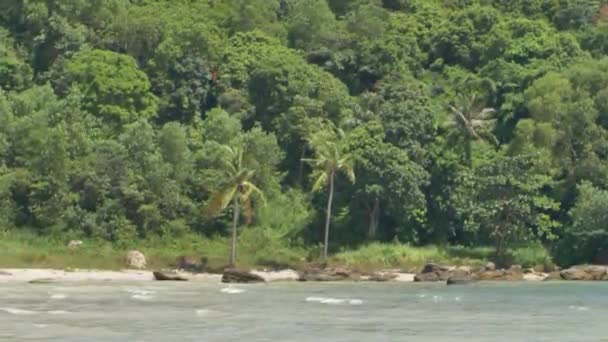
[203,145,265,266]
[447,92,498,165]
[303,128,355,260]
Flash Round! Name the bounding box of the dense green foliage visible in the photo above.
[2,0,608,266]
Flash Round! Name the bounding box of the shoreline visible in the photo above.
[0,268,418,284]
[1,264,605,284]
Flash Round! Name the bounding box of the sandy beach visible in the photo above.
[0,268,418,284]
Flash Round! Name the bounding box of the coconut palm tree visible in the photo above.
[203,145,265,266]
[447,92,498,165]
[303,128,355,260]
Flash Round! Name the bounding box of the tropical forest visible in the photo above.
[1,0,608,271]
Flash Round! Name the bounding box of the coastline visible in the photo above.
[0,268,418,284]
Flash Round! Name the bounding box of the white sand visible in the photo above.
[0,269,221,283]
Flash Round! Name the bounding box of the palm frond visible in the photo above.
[241,181,267,205]
[478,107,496,119]
[311,172,328,192]
[202,185,237,218]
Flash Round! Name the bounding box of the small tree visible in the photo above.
[454,152,559,263]
[203,145,265,266]
[303,127,355,259]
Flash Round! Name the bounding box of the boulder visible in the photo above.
[478,270,523,281]
[414,272,440,282]
[414,263,452,282]
[560,266,608,281]
[175,256,206,272]
[421,263,450,274]
[67,240,83,249]
[447,275,478,285]
[153,271,188,281]
[485,262,496,271]
[509,265,522,273]
[126,250,146,269]
[250,269,300,282]
[222,269,265,283]
[298,270,348,282]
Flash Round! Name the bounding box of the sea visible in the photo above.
[0,281,606,341]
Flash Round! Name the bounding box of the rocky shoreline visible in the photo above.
[1,263,607,284]
[0,248,605,284]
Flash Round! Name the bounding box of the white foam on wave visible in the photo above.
[131,294,155,301]
[569,305,590,311]
[124,288,156,296]
[454,297,462,302]
[50,294,67,300]
[305,297,363,305]
[0,307,37,315]
[305,297,325,302]
[417,294,427,298]
[220,287,245,294]
[348,299,363,305]
[33,324,49,329]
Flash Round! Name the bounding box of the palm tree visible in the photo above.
[203,145,265,266]
[303,129,355,260]
[447,92,498,165]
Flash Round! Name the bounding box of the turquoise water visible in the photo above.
[0,282,606,341]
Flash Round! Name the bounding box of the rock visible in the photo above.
[125,250,146,269]
[414,272,440,282]
[447,275,478,285]
[153,271,188,281]
[333,267,352,278]
[393,273,416,282]
[222,269,265,283]
[175,256,206,272]
[67,240,83,249]
[478,270,523,281]
[523,273,548,281]
[561,265,608,281]
[250,269,300,282]
[0,271,12,276]
[421,263,450,274]
[298,270,347,282]
[485,262,496,271]
[509,265,522,273]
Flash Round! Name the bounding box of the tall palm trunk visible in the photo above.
[323,170,335,260]
[229,197,239,266]
[465,137,473,167]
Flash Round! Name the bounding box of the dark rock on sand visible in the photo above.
[153,271,188,281]
[222,269,265,283]
[175,256,207,272]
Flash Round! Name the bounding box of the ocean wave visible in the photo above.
[305,297,363,305]
[0,307,37,315]
[220,287,245,294]
[50,294,67,300]
[131,294,155,301]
